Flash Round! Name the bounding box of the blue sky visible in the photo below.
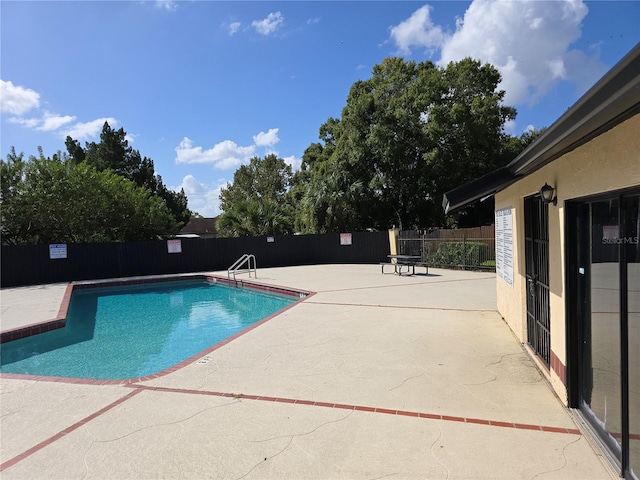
[2,1,638,217]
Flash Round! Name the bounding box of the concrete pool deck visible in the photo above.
[0,265,617,479]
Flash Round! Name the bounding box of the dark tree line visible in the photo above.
[64,123,190,226]
[1,123,190,245]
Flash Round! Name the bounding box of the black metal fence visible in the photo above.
[398,226,496,271]
[1,231,390,287]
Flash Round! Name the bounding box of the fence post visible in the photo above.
[388,228,400,257]
[462,235,466,270]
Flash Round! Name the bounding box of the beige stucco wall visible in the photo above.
[494,113,640,403]
[388,228,399,256]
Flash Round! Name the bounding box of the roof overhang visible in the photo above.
[443,167,514,214]
[444,42,640,213]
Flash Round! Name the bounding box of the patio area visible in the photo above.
[0,265,616,479]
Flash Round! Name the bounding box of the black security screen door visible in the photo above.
[524,195,550,366]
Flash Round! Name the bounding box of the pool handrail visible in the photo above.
[227,254,257,284]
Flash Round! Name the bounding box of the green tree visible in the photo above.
[217,154,294,237]
[294,118,358,233]
[444,126,545,228]
[0,152,179,244]
[296,158,364,234]
[297,56,525,231]
[0,147,27,244]
[423,58,516,226]
[65,122,191,226]
[64,137,85,164]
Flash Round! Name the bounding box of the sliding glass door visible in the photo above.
[568,190,639,479]
[624,196,639,478]
[583,199,622,452]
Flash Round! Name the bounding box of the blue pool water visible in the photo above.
[0,279,295,380]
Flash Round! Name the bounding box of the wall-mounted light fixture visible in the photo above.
[540,183,557,206]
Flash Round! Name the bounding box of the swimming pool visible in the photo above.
[0,278,297,380]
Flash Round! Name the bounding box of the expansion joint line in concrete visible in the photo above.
[125,384,581,436]
[0,388,143,473]
[304,300,497,313]
[0,382,584,473]
[316,276,497,294]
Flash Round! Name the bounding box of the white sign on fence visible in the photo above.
[49,243,67,260]
[340,233,352,246]
[495,207,514,287]
[167,239,182,254]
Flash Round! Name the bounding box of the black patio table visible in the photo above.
[385,254,423,275]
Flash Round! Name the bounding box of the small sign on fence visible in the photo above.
[340,233,352,246]
[49,244,67,260]
[167,239,182,254]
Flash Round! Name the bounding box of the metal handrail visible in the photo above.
[227,254,256,284]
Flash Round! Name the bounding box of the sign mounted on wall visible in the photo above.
[340,233,352,246]
[495,207,514,287]
[167,239,182,254]
[49,244,67,260]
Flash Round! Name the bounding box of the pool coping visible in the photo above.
[0,273,315,385]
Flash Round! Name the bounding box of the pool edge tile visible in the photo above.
[1,273,316,384]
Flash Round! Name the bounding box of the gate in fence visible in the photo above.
[398,226,496,271]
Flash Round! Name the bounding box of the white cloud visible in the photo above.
[2,79,117,143]
[10,113,114,140]
[252,12,284,36]
[503,119,517,135]
[0,80,40,115]
[388,5,446,55]
[125,133,138,143]
[37,112,76,132]
[9,110,110,139]
[283,155,301,172]
[174,127,300,176]
[253,128,280,147]
[175,137,256,170]
[8,117,40,128]
[388,0,605,107]
[175,174,227,217]
[62,117,117,140]
[155,0,177,12]
[228,22,241,35]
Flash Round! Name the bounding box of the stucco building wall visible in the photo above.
[494,114,640,403]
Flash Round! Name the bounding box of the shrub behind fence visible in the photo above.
[398,227,496,271]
